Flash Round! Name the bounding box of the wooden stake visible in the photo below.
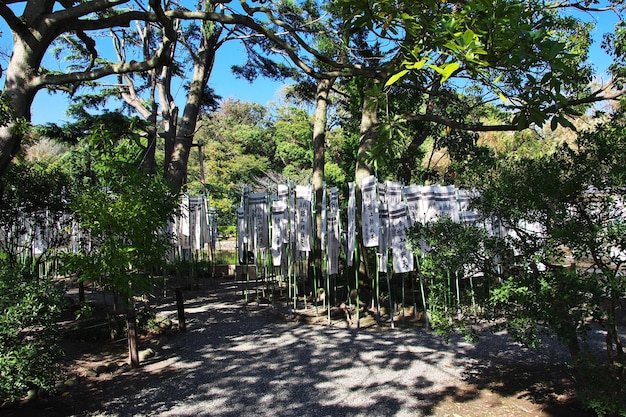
[127,307,139,368]
[176,288,186,332]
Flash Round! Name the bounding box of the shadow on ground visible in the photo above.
[4,278,598,417]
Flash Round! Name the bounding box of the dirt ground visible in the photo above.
[2,280,598,417]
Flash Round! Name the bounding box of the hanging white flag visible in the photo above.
[295,185,312,252]
[202,196,210,247]
[378,182,389,273]
[180,196,190,236]
[378,204,389,273]
[209,207,218,252]
[433,185,459,223]
[321,185,327,253]
[271,200,286,266]
[361,175,379,247]
[347,182,356,266]
[420,185,439,224]
[403,185,422,225]
[192,198,202,250]
[277,184,291,243]
[386,181,403,204]
[178,196,191,249]
[328,187,340,275]
[457,189,479,223]
[248,193,268,251]
[237,206,245,264]
[389,202,414,273]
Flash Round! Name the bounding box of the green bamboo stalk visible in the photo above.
[355,238,360,329]
[411,271,418,318]
[455,271,461,320]
[326,270,331,326]
[401,273,406,320]
[376,253,381,324]
[417,258,429,329]
[386,271,394,329]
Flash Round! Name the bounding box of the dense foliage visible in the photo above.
[0,161,69,401]
[62,120,179,303]
[410,109,626,415]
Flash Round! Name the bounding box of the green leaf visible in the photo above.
[462,29,476,47]
[384,69,409,87]
[428,62,461,83]
[406,58,428,70]
[550,116,559,131]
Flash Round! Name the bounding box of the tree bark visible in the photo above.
[354,90,378,287]
[127,306,139,368]
[356,94,378,185]
[311,77,335,283]
[164,26,220,192]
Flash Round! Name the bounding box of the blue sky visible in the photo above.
[25,41,289,125]
[0,9,621,126]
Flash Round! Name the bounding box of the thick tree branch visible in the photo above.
[0,3,27,35]
[34,57,162,87]
[75,30,98,72]
[404,82,623,133]
[404,113,517,132]
[49,0,130,23]
[33,0,176,90]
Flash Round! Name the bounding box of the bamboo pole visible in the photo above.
[376,253,381,324]
[417,258,429,329]
[386,271,394,329]
[355,236,360,329]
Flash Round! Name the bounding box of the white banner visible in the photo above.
[209,206,217,252]
[403,185,422,225]
[420,185,439,224]
[295,185,312,252]
[378,205,389,273]
[347,182,356,266]
[328,187,340,275]
[433,185,459,223]
[202,197,211,248]
[457,189,479,223]
[389,202,414,273]
[248,193,268,251]
[271,200,286,266]
[386,180,403,205]
[237,206,245,263]
[321,185,327,252]
[361,175,379,248]
[378,183,389,272]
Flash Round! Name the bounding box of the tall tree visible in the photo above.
[0,0,177,178]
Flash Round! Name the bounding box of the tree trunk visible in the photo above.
[164,29,219,192]
[127,306,140,368]
[311,77,335,284]
[354,91,378,287]
[0,37,41,177]
[398,129,429,184]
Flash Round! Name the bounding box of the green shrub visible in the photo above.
[0,263,63,401]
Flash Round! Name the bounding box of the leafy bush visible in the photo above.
[0,263,63,401]
[63,122,179,303]
[0,160,70,401]
[410,110,626,415]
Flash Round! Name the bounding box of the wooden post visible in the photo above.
[127,307,139,368]
[176,288,186,332]
[78,281,85,303]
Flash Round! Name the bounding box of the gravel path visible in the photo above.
[74,279,583,417]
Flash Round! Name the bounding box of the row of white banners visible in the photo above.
[237,176,482,275]
[17,194,218,257]
[171,195,218,252]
